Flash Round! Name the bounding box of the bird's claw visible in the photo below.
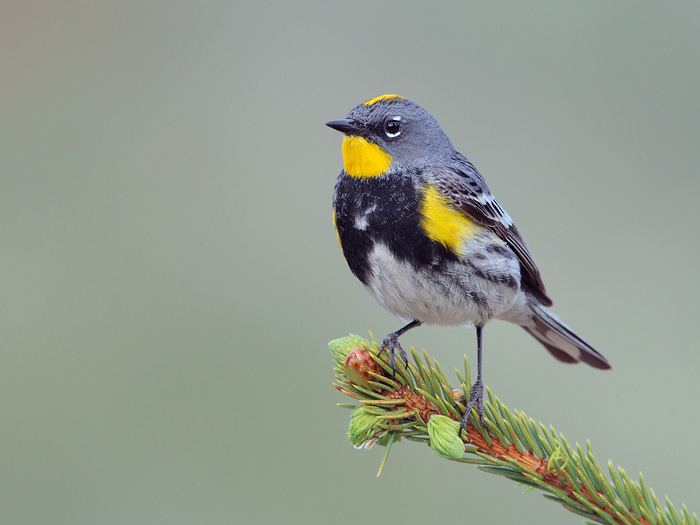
[378,333,408,375]
[459,380,485,432]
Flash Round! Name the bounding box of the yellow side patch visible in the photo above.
[419,185,477,255]
[362,94,403,106]
[341,136,392,178]
[332,209,342,249]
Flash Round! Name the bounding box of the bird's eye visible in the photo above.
[383,117,402,138]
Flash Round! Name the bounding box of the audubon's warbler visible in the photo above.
[327,94,610,428]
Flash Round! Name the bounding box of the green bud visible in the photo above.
[348,405,380,447]
[427,415,464,460]
[329,334,369,366]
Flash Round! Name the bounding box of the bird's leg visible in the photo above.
[378,320,422,375]
[460,325,485,431]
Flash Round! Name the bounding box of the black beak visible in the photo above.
[325,118,363,135]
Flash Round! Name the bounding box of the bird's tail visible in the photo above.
[521,296,611,369]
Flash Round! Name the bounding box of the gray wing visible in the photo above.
[432,154,553,306]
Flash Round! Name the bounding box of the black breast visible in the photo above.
[332,170,456,285]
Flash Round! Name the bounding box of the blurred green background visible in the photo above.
[2,1,699,524]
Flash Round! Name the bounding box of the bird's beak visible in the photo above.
[325,118,363,135]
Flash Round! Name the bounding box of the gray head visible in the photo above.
[326,95,454,177]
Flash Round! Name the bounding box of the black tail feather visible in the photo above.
[523,299,611,370]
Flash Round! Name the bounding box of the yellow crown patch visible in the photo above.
[362,94,403,107]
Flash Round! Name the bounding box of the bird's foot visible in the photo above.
[459,380,485,432]
[377,332,408,376]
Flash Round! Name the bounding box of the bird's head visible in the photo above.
[326,94,454,179]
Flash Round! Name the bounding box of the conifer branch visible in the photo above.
[330,334,698,525]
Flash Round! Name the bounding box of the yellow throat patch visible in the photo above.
[341,136,392,179]
[419,185,477,255]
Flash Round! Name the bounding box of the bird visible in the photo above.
[327,94,611,429]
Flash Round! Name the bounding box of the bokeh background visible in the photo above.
[2,1,699,524]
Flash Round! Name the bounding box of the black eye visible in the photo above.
[383,117,402,138]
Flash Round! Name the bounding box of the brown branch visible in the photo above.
[329,335,695,525]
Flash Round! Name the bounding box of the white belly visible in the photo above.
[365,241,523,326]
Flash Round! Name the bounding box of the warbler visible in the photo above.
[327,94,611,428]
